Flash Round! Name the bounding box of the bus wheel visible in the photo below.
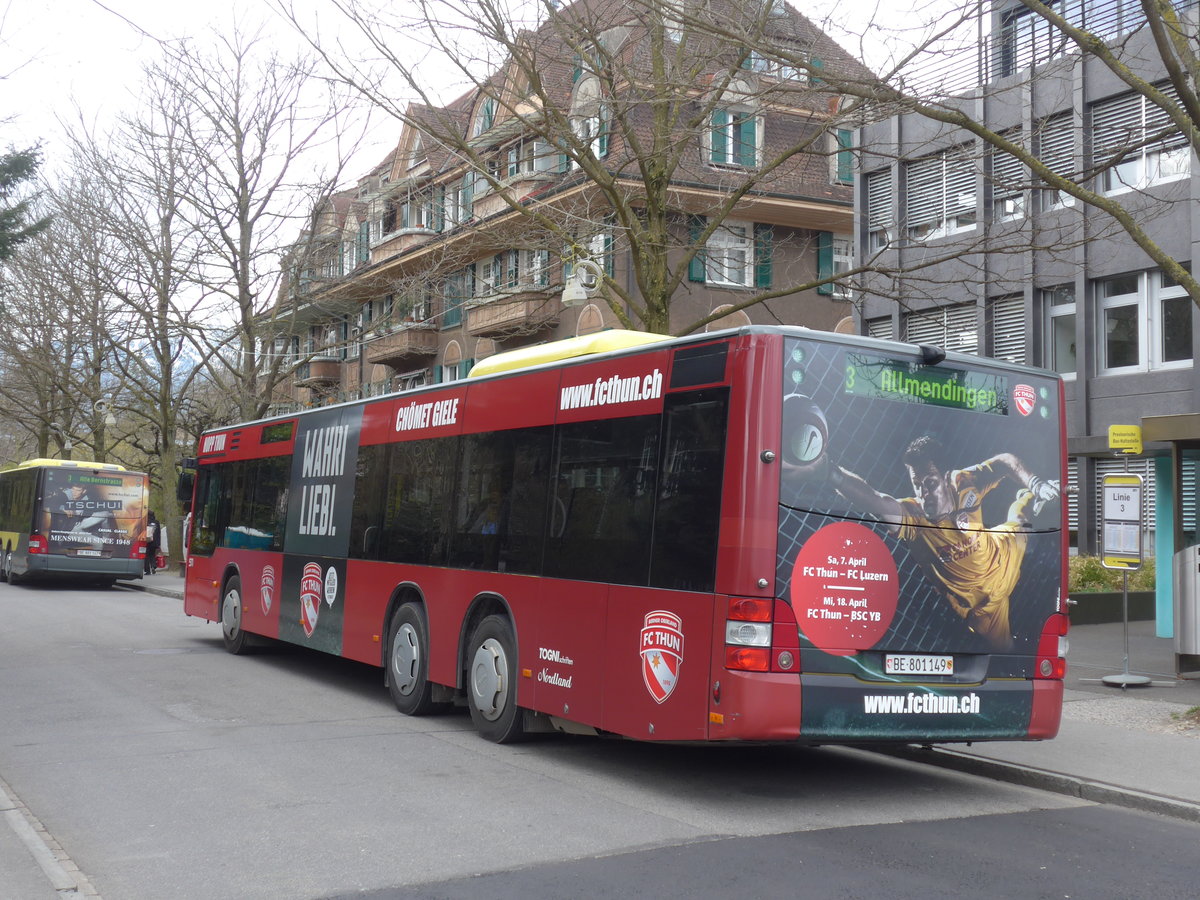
[220,576,250,655]
[0,550,9,583]
[387,603,438,716]
[467,615,524,743]
[4,551,19,586]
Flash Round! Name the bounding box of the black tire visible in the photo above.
[386,603,439,716]
[5,550,20,586]
[220,575,251,654]
[466,614,525,743]
[0,549,9,584]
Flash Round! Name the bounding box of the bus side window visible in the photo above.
[546,415,658,586]
[649,389,729,592]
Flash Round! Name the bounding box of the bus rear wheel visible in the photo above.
[220,576,250,654]
[467,614,524,743]
[387,603,439,716]
[4,550,19,585]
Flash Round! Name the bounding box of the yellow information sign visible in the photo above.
[1108,424,1142,455]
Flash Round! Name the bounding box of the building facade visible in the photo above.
[854,0,1200,555]
[269,0,868,412]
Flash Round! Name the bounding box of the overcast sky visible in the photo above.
[1,0,932,181]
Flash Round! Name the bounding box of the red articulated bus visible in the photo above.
[183,326,1068,744]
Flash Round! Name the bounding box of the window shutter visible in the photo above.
[754,224,773,288]
[434,365,444,384]
[989,133,1024,194]
[836,129,853,183]
[461,175,473,214]
[459,359,475,379]
[598,105,610,158]
[905,155,942,229]
[816,231,834,295]
[1036,113,1074,175]
[866,169,892,232]
[737,115,757,167]
[711,110,729,164]
[1144,81,1186,151]
[944,144,976,219]
[810,56,824,84]
[688,215,707,282]
[987,294,1026,363]
[866,316,892,340]
[1091,91,1142,161]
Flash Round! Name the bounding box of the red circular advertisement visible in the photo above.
[790,521,899,656]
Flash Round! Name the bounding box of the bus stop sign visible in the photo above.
[1101,473,1143,570]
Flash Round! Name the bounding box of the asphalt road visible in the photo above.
[1,582,1197,899]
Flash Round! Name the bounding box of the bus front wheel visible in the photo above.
[467,615,524,743]
[387,603,439,716]
[220,576,250,654]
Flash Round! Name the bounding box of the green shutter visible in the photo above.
[688,215,707,282]
[710,110,729,164]
[737,115,757,167]
[816,231,834,295]
[603,230,614,276]
[810,56,824,84]
[836,129,853,183]
[459,359,474,379]
[461,176,473,215]
[754,224,773,288]
[434,365,444,384]
[598,105,609,158]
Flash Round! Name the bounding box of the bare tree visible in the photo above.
[280,0,872,335]
[687,0,1200,309]
[149,27,365,419]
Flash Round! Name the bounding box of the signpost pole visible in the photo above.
[1099,466,1150,688]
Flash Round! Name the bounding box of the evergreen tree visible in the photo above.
[0,148,51,262]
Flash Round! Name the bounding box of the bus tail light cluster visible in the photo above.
[26,534,47,555]
[134,540,148,560]
[724,597,800,673]
[1035,613,1069,679]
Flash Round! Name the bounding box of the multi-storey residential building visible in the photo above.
[854,1,1199,563]
[270,0,868,411]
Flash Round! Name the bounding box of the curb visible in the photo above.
[113,581,183,601]
[879,744,1200,824]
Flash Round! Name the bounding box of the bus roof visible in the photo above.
[468,329,671,378]
[15,458,128,471]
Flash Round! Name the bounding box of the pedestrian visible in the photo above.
[145,511,160,575]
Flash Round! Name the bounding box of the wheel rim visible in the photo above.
[221,586,242,641]
[470,637,507,722]
[391,621,421,697]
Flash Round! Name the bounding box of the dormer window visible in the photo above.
[472,97,496,138]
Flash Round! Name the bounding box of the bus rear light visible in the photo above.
[728,596,772,622]
[725,646,770,671]
[134,540,148,559]
[1035,613,1069,680]
[27,534,46,555]
[725,620,771,646]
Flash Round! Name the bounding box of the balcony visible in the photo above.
[365,325,439,368]
[294,357,342,386]
[467,289,561,338]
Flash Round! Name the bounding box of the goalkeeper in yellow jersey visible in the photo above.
[830,434,1059,651]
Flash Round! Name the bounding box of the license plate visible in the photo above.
[75,549,102,557]
[885,653,954,676]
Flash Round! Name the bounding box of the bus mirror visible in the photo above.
[176,472,195,503]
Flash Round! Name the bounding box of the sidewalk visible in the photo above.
[115,572,1200,819]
